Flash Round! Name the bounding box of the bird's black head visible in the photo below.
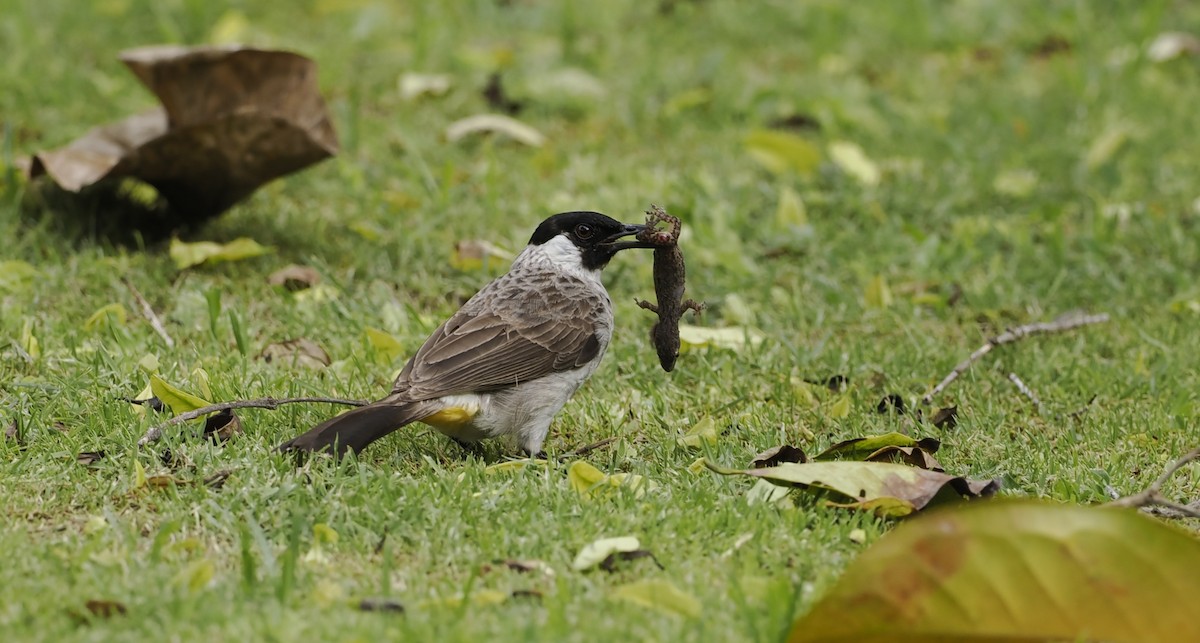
[529,211,652,270]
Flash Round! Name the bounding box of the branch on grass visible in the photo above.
[558,436,619,460]
[1007,372,1043,415]
[921,312,1110,406]
[137,396,367,446]
[123,277,174,348]
[1105,446,1200,519]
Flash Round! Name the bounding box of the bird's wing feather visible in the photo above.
[393,274,605,399]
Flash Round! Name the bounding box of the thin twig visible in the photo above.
[921,312,1110,405]
[123,277,174,348]
[558,436,619,460]
[1105,446,1200,519]
[137,396,367,446]
[1006,372,1043,415]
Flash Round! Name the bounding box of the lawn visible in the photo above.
[2,0,1199,640]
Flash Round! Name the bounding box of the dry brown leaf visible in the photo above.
[202,409,242,443]
[257,337,331,369]
[77,451,106,466]
[750,444,807,468]
[30,45,338,225]
[267,264,321,291]
[84,599,128,618]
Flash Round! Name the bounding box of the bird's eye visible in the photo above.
[574,224,594,239]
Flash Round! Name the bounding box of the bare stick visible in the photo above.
[921,312,1110,405]
[137,396,367,446]
[558,436,619,460]
[1105,446,1200,519]
[1006,372,1043,415]
[123,277,175,348]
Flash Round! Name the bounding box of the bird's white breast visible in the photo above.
[515,235,604,286]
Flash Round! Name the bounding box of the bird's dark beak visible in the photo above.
[600,223,655,251]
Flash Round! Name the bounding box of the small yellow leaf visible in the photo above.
[848,528,867,544]
[445,114,545,147]
[191,368,213,401]
[775,186,808,227]
[313,523,339,545]
[169,237,272,270]
[150,375,212,415]
[365,327,405,364]
[687,457,708,475]
[828,141,881,186]
[744,129,821,176]
[19,319,40,359]
[678,325,765,352]
[0,260,36,292]
[1085,125,1130,170]
[208,9,250,43]
[132,459,146,489]
[567,461,652,499]
[610,579,701,619]
[573,536,641,571]
[137,354,160,375]
[828,395,852,419]
[662,87,712,117]
[84,303,128,332]
[84,516,108,535]
[864,275,893,308]
[485,459,548,474]
[311,579,346,608]
[993,169,1038,198]
[173,558,216,593]
[677,416,719,448]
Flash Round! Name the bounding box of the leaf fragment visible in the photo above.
[744,129,821,175]
[364,327,405,364]
[676,416,719,448]
[573,536,641,571]
[83,599,127,618]
[398,72,452,100]
[202,409,242,443]
[750,444,807,468]
[815,432,935,461]
[258,338,331,369]
[828,141,880,186]
[267,264,321,291]
[567,460,652,499]
[929,405,958,429]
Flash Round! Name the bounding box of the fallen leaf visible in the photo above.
[992,168,1038,198]
[826,395,852,419]
[77,451,106,465]
[788,500,1200,643]
[267,264,321,291]
[83,599,127,618]
[364,327,405,364]
[258,338,331,369]
[677,325,764,351]
[511,589,543,600]
[30,46,338,226]
[1147,31,1200,62]
[169,237,272,270]
[573,536,641,571]
[750,444,807,468]
[19,319,40,360]
[744,129,821,175]
[486,559,555,576]
[172,558,215,593]
[929,405,958,429]
[776,186,809,227]
[482,72,524,114]
[1029,34,1073,59]
[746,478,794,506]
[398,72,452,100]
[451,239,514,272]
[83,303,128,332]
[445,114,545,147]
[828,141,880,186]
[610,579,701,619]
[149,375,212,415]
[864,274,892,308]
[0,260,36,292]
[567,460,652,499]
[202,409,242,443]
[865,445,943,472]
[676,416,719,448]
[484,458,548,474]
[1084,125,1130,170]
[357,598,405,613]
[707,460,999,518]
[815,432,937,461]
[875,394,905,414]
[847,529,866,544]
[599,549,664,573]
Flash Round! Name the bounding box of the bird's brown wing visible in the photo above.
[393,274,606,400]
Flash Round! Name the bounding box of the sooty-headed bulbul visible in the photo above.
[278,211,653,457]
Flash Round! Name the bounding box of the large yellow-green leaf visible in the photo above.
[744,129,821,175]
[815,432,939,461]
[789,500,1200,642]
[707,460,997,517]
[149,375,212,415]
[169,237,272,270]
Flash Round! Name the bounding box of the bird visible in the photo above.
[278,211,653,457]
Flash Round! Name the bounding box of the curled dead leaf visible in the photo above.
[77,451,106,466]
[29,45,337,226]
[202,409,242,443]
[929,405,958,429]
[750,444,807,468]
[357,598,405,613]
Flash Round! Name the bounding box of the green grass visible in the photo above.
[3,0,1200,640]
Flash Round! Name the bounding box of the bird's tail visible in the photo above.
[277,397,435,456]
